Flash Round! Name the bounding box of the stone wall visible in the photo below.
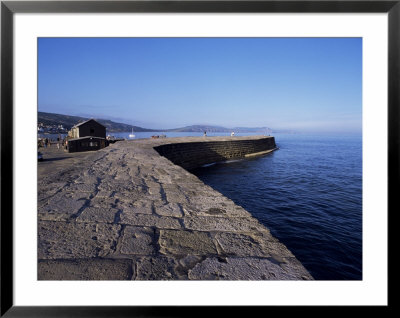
[154,136,277,170]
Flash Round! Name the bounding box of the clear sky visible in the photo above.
[38,37,362,133]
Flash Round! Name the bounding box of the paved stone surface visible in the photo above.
[38,258,133,280]
[37,136,313,280]
[119,226,156,255]
[38,221,121,259]
[159,229,217,255]
[187,256,313,280]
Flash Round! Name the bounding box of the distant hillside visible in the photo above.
[167,125,272,133]
[38,112,273,134]
[38,112,157,132]
[166,125,231,132]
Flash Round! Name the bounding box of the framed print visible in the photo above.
[1,0,395,316]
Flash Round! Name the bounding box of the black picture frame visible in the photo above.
[1,0,395,316]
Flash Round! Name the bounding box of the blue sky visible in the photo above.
[38,37,362,133]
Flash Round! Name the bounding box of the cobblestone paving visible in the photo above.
[38,137,313,280]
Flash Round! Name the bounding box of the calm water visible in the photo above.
[192,133,362,280]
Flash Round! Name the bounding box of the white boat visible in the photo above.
[129,128,135,138]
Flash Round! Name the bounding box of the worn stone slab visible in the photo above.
[37,182,68,202]
[165,172,205,185]
[97,180,144,193]
[214,232,294,258]
[161,184,191,204]
[114,170,133,181]
[188,257,313,280]
[279,257,314,280]
[94,190,115,198]
[182,203,252,218]
[119,213,182,229]
[116,199,154,215]
[76,206,120,223]
[119,226,156,255]
[154,202,184,217]
[145,180,162,191]
[159,229,217,256]
[38,192,90,221]
[89,196,118,208]
[183,216,264,233]
[66,182,98,193]
[113,190,151,203]
[73,175,99,185]
[38,221,121,259]
[178,254,204,269]
[135,256,181,280]
[38,258,133,280]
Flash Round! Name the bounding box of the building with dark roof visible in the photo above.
[68,119,106,139]
[67,119,108,153]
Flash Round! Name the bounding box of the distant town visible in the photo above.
[37,122,68,134]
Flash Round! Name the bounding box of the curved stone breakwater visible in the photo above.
[38,136,313,280]
[154,135,277,170]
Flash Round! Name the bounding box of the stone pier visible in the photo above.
[37,136,313,280]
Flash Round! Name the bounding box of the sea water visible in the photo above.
[192,133,362,280]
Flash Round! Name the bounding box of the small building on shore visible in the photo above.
[67,119,108,152]
[68,119,106,139]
